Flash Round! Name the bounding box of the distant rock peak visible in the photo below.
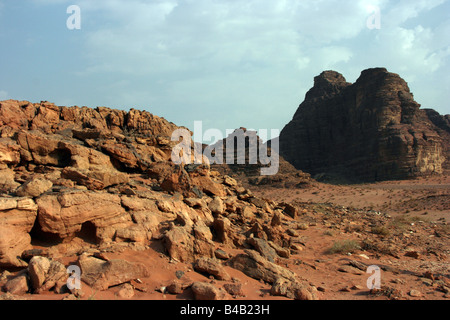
[316,70,348,84]
[280,68,449,182]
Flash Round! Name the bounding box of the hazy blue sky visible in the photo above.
[0,0,449,142]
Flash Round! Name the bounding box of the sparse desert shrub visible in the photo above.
[389,215,427,233]
[389,216,410,231]
[344,224,363,233]
[361,238,397,256]
[326,239,361,254]
[371,225,390,237]
[323,230,334,236]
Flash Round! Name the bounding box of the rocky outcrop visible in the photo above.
[0,226,32,268]
[228,249,297,284]
[424,109,450,172]
[209,128,312,188]
[77,255,149,291]
[279,68,448,182]
[0,99,320,300]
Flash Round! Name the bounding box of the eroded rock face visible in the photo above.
[279,68,448,182]
[0,99,320,300]
[209,128,312,188]
[0,226,32,268]
[36,191,129,239]
[424,109,450,172]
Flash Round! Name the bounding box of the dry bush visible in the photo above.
[326,239,361,254]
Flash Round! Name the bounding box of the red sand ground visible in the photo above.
[8,175,450,301]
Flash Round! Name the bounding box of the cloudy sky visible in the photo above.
[0,0,449,142]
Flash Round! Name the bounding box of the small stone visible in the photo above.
[287,229,298,237]
[223,176,237,187]
[270,211,283,227]
[295,288,314,300]
[405,251,420,259]
[214,249,230,260]
[223,283,244,297]
[194,257,231,281]
[115,283,135,299]
[158,286,166,293]
[423,271,434,281]
[191,282,224,300]
[15,177,53,198]
[167,280,187,295]
[391,278,405,285]
[351,285,364,290]
[175,270,185,279]
[208,197,224,215]
[0,270,11,283]
[339,286,351,292]
[409,289,422,297]
[420,278,433,286]
[338,265,363,275]
[437,285,449,294]
[297,223,309,230]
[290,243,304,251]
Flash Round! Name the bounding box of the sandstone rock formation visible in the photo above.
[77,255,149,291]
[424,109,450,172]
[279,68,448,182]
[208,128,312,188]
[0,99,318,300]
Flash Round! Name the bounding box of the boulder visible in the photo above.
[270,277,318,300]
[0,140,20,165]
[0,100,30,129]
[115,283,135,299]
[193,257,231,281]
[166,279,192,295]
[0,226,31,268]
[121,196,159,212]
[163,226,195,263]
[78,255,149,291]
[212,217,231,244]
[3,270,30,295]
[15,177,53,197]
[193,224,213,242]
[190,175,226,197]
[282,203,298,219]
[36,191,128,238]
[0,208,36,235]
[191,282,225,300]
[0,169,20,193]
[228,249,297,284]
[223,282,244,297]
[115,224,150,243]
[28,256,51,291]
[208,197,224,215]
[247,237,278,263]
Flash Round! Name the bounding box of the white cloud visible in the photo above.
[383,0,446,27]
[362,5,450,76]
[74,0,448,118]
[76,0,371,79]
